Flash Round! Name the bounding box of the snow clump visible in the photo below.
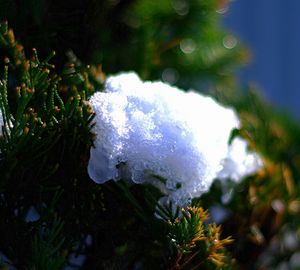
[88,72,262,207]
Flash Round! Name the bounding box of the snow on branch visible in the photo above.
[88,72,262,206]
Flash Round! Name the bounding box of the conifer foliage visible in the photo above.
[1,1,300,269]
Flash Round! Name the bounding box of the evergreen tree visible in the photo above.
[0,1,299,269]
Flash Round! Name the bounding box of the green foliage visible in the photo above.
[1,1,300,269]
[92,0,247,94]
[165,207,234,269]
[0,0,247,91]
[30,214,66,270]
[0,21,103,269]
[126,0,246,85]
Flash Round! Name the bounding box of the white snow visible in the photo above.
[0,109,11,137]
[88,72,263,206]
[217,137,263,182]
[0,109,3,136]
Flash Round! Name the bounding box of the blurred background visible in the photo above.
[224,0,300,118]
[1,0,300,119]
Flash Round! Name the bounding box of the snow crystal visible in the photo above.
[217,137,263,182]
[0,108,11,137]
[88,72,263,207]
[25,206,40,222]
[0,109,3,136]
